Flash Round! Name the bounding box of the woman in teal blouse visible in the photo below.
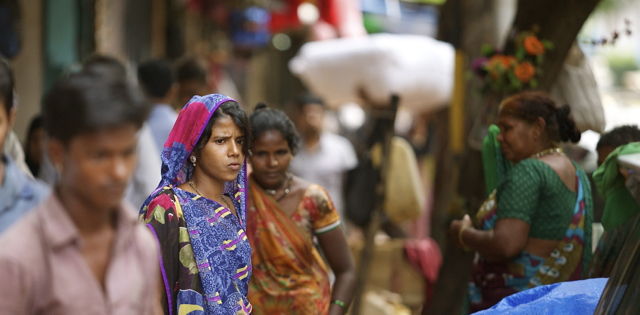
[449,91,593,312]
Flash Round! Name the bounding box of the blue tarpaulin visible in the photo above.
[473,278,608,315]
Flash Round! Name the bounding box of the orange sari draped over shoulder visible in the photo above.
[247,177,342,314]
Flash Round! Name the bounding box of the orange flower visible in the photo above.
[489,54,516,69]
[514,62,536,83]
[524,36,545,55]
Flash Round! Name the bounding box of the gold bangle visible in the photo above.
[458,225,471,251]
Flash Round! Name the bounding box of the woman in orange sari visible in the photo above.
[246,104,356,315]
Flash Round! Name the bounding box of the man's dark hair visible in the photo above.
[176,57,207,84]
[193,101,252,157]
[250,103,299,154]
[0,58,15,115]
[82,55,127,80]
[597,125,640,150]
[296,92,324,110]
[137,59,175,98]
[43,71,149,144]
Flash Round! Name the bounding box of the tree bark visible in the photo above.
[427,1,497,314]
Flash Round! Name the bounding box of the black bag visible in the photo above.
[345,153,378,227]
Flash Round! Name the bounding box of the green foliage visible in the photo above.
[481,44,495,57]
[607,54,639,86]
[515,47,526,61]
[542,40,554,50]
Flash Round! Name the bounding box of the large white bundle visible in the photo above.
[289,33,455,112]
[550,44,605,133]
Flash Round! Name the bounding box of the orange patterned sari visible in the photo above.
[246,177,342,314]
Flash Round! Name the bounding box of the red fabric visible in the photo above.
[404,238,442,308]
[269,0,339,33]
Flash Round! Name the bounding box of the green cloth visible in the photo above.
[482,125,512,197]
[497,159,593,241]
[593,142,640,231]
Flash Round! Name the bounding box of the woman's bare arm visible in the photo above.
[317,226,356,315]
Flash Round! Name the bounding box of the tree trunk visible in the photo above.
[427,1,497,314]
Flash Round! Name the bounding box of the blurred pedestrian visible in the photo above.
[247,104,355,315]
[176,57,210,108]
[38,55,162,210]
[596,125,640,167]
[140,94,253,314]
[137,59,178,152]
[289,93,357,220]
[0,58,49,233]
[24,114,44,176]
[592,126,640,232]
[0,69,159,313]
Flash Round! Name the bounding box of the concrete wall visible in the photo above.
[10,0,44,144]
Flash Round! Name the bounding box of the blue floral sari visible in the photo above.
[140,94,252,315]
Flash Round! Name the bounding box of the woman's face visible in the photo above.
[496,113,539,163]
[250,130,292,190]
[193,116,245,183]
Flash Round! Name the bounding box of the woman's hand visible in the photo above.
[449,214,472,249]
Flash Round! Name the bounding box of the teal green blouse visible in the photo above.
[497,158,593,241]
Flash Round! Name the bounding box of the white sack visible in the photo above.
[289,33,455,113]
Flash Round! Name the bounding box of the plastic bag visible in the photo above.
[473,278,608,315]
[549,43,605,133]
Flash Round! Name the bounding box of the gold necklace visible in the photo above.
[265,173,292,202]
[531,147,563,159]
[188,180,233,210]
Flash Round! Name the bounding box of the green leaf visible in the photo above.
[481,44,495,57]
[537,55,544,65]
[530,78,538,89]
[515,48,526,61]
[541,40,554,50]
[507,71,522,90]
[511,79,522,90]
[465,70,474,80]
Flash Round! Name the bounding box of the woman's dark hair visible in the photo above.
[0,58,15,115]
[193,100,252,156]
[499,91,581,143]
[43,71,149,144]
[249,102,300,154]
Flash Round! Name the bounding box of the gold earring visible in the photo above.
[190,156,196,167]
